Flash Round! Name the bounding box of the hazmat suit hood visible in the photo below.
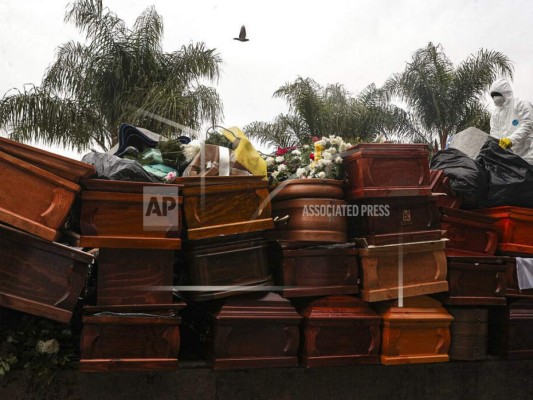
[490,79,513,106]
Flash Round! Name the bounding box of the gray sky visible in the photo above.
[1,0,533,158]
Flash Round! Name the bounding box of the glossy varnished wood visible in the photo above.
[447,307,489,361]
[0,224,93,323]
[377,296,453,365]
[0,151,79,241]
[298,296,381,367]
[342,143,431,200]
[358,240,449,302]
[270,179,344,201]
[430,169,462,209]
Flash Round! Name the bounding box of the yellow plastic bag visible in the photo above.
[221,126,267,178]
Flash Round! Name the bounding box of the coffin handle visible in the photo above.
[273,215,290,226]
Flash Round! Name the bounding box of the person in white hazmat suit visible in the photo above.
[489,79,533,163]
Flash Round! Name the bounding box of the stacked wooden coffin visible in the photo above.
[0,138,95,323]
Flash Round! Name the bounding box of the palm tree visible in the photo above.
[384,42,513,149]
[0,0,223,151]
[244,77,412,149]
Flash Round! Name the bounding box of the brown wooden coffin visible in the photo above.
[357,240,449,302]
[181,235,273,301]
[378,296,453,365]
[79,179,182,249]
[437,256,508,306]
[268,198,347,244]
[489,299,533,360]
[0,224,93,323]
[0,137,96,182]
[342,143,431,200]
[475,206,533,255]
[298,296,381,367]
[96,248,175,306]
[269,243,358,297]
[183,292,301,369]
[270,178,344,201]
[506,258,533,298]
[176,176,273,240]
[440,207,498,256]
[447,307,489,361]
[0,151,80,241]
[430,169,462,209]
[80,304,184,372]
[348,195,442,245]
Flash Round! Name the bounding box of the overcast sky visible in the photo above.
[1,0,532,158]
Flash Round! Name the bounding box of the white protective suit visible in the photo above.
[489,79,533,163]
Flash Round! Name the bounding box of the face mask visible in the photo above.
[493,95,505,107]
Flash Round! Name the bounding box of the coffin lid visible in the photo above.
[378,296,453,322]
[81,179,183,194]
[300,296,380,320]
[446,255,513,266]
[341,143,429,160]
[358,239,446,255]
[475,206,533,221]
[269,178,344,201]
[351,194,439,206]
[174,175,265,187]
[0,223,94,263]
[440,207,498,225]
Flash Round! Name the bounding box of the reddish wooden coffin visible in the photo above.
[440,207,498,256]
[447,307,489,361]
[298,296,381,367]
[270,178,344,201]
[80,304,184,372]
[506,258,533,298]
[181,235,273,301]
[0,224,93,323]
[183,292,301,369]
[439,256,508,306]
[475,206,533,255]
[357,240,448,302]
[430,169,462,209]
[0,151,79,241]
[348,195,442,245]
[269,243,358,297]
[0,137,95,182]
[377,296,453,365]
[175,176,273,240]
[96,248,174,306]
[268,198,347,244]
[489,299,533,360]
[342,143,431,200]
[79,179,182,249]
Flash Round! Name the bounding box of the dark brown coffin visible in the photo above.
[268,198,347,244]
[298,296,381,367]
[440,207,498,256]
[182,235,273,301]
[79,179,182,249]
[348,195,441,245]
[269,244,358,297]
[176,176,273,240]
[0,151,80,241]
[270,178,344,201]
[430,169,462,209]
[437,256,508,306]
[447,307,489,361]
[377,296,453,365]
[0,137,96,182]
[475,206,533,255]
[489,299,533,359]
[506,258,533,298]
[80,304,184,372]
[0,224,93,323]
[358,240,449,302]
[342,143,431,200]
[96,248,175,306]
[183,292,301,369]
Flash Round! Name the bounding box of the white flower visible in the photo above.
[36,339,60,355]
[206,161,213,169]
[271,171,280,178]
[330,136,341,145]
[296,167,307,178]
[315,139,326,147]
[323,151,333,160]
[317,159,325,167]
[322,159,332,166]
[277,164,287,172]
[275,156,285,163]
[329,148,337,155]
[317,171,326,179]
[184,142,201,162]
[291,149,301,156]
[335,156,343,164]
[303,145,310,149]
[266,157,275,166]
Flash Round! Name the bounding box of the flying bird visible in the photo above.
[234,25,249,42]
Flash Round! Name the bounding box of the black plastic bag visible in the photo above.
[430,148,489,208]
[81,152,161,182]
[114,124,191,157]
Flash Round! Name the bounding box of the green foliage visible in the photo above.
[384,42,513,149]
[0,0,223,151]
